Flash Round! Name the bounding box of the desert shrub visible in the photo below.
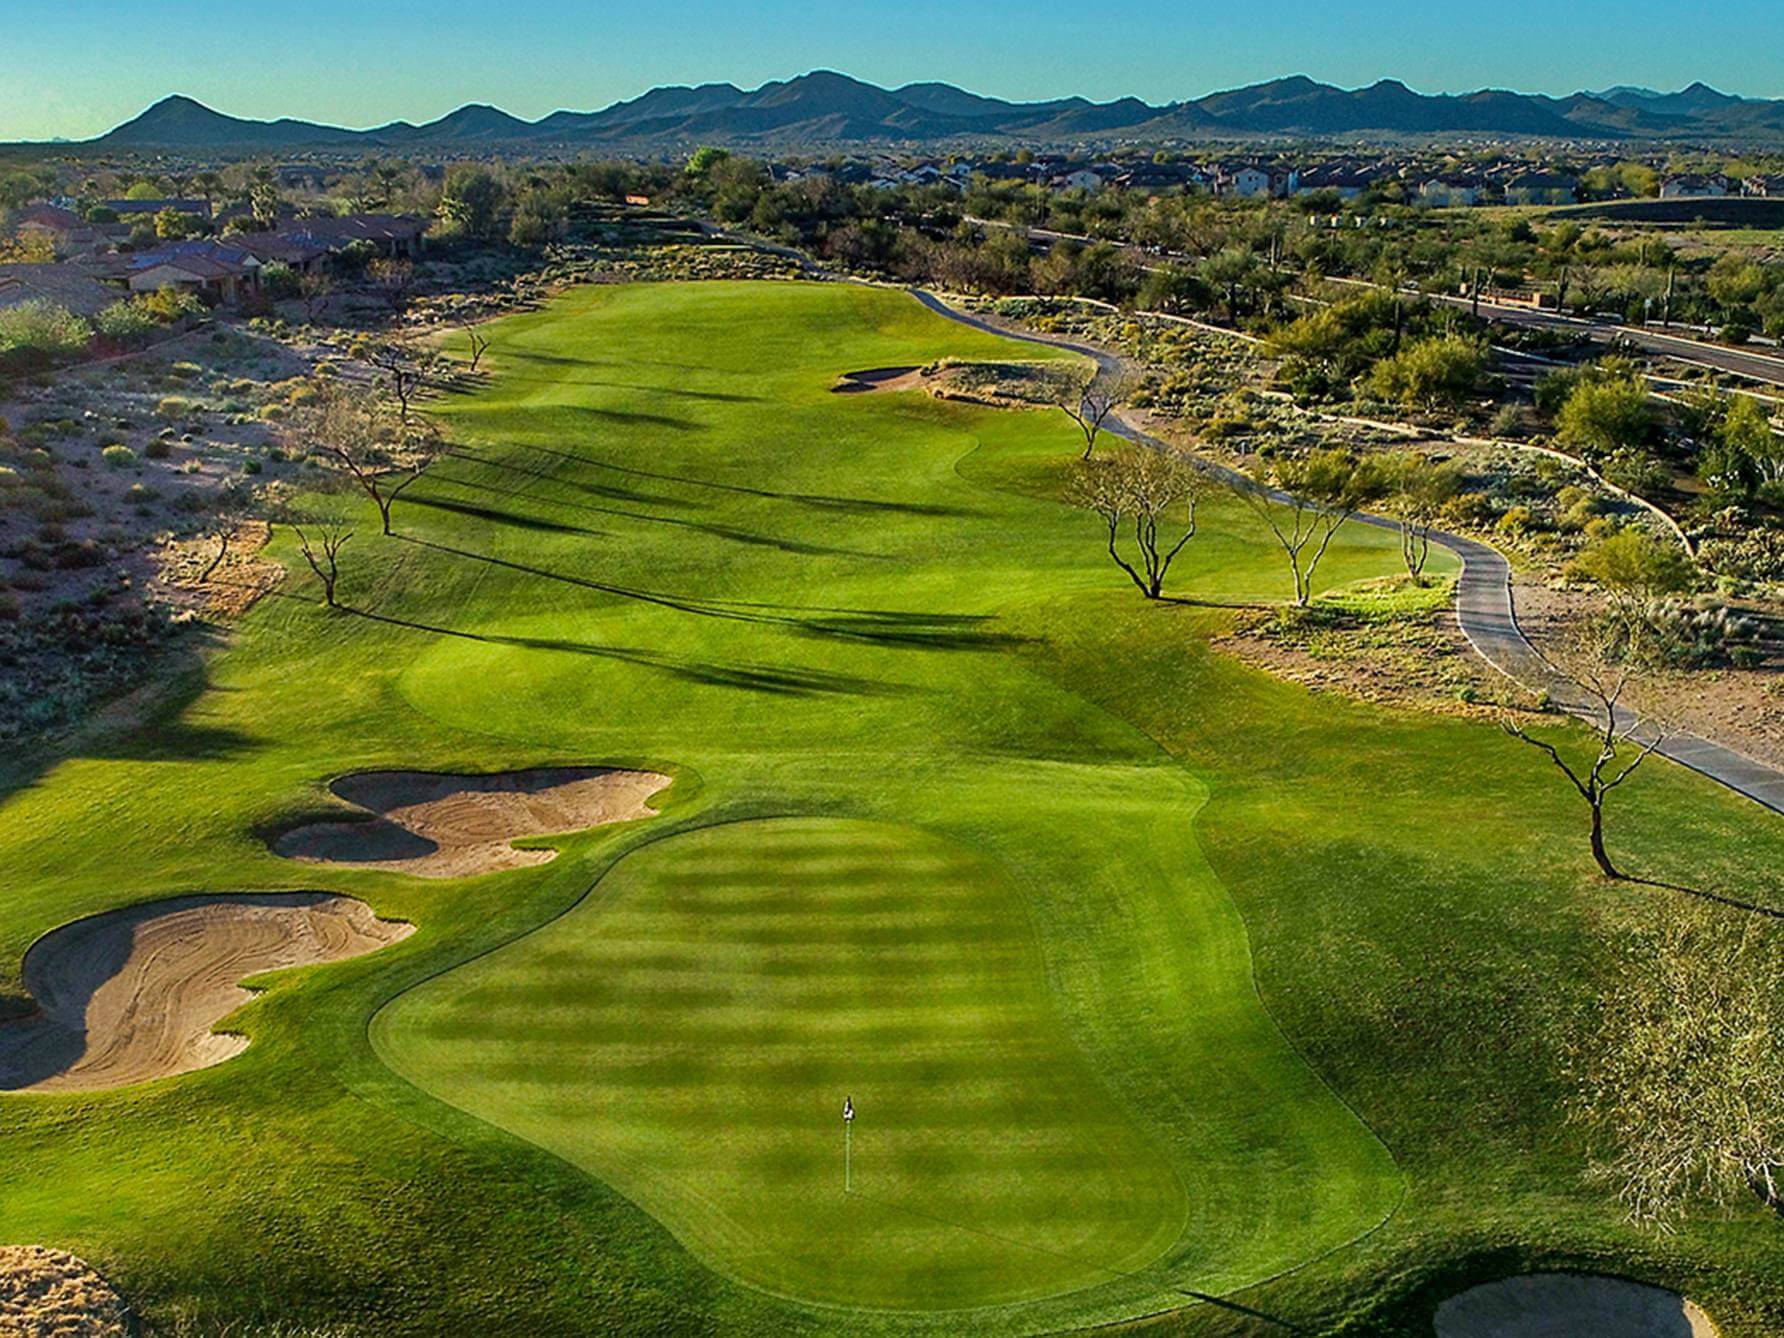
[155,396,195,420]
[101,444,137,469]
[1366,335,1485,409]
[1495,505,1536,536]
[137,287,204,324]
[1557,372,1654,455]
[1699,529,1784,585]
[0,301,91,369]
[143,437,172,460]
[94,300,156,344]
[1598,448,1671,496]
[167,361,203,381]
[260,262,301,300]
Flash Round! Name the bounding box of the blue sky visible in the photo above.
[8,0,1783,140]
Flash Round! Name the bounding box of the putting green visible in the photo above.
[375,817,1187,1307]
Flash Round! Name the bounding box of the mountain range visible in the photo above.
[45,71,1784,151]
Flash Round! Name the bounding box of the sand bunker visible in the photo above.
[832,366,924,394]
[0,893,412,1093]
[1435,1272,1718,1338]
[274,767,671,879]
[0,1247,128,1338]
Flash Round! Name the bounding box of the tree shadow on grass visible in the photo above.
[491,347,757,394]
[1618,873,1784,921]
[340,604,904,698]
[462,442,975,520]
[396,536,1026,652]
[412,473,883,560]
[443,447,700,510]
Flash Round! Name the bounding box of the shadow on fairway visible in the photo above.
[1622,873,1784,921]
[457,442,975,519]
[342,604,905,698]
[396,535,1026,653]
[491,347,760,399]
[402,493,609,538]
[443,448,702,510]
[411,473,883,560]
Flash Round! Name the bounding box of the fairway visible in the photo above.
[6,279,1780,1333]
[359,281,1408,1319]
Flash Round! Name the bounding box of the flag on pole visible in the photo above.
[843,1096,854,1123]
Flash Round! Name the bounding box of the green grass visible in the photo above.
[378,817,1190,1310]
[0,279,1780,1334]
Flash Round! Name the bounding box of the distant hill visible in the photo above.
[66,73,1784,152]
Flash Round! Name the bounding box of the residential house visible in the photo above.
[0,263,122,318]
[12,204,106,256]
[1054,168,1106,194]
[227,231,331,275]
[1659,175,1729,200]
[1294,164,1375,199]
[276,214,428,259]
[1418,177,1482,208]
[126,240,260,304]
[1503,172,1580,206]
[1219,166,1273,199]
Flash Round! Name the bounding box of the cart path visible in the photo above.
[909,288,1784,818]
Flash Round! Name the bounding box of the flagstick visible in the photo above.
[845,1117,852,1194]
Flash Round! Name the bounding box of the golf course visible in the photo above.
[1,279,1781,1333]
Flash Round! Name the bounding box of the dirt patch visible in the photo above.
[1435,1272,1718,1337]
[0,1246,128,1338]
[0,892,412,1093]
[154,519,282,619]
[274,767,671,879]
[1218,578,1508,717]
[832,366,925,394]
[1516,579,1784,771]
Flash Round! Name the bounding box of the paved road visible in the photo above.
[1347,282,1784,389]
[910,288,1784,818]
[967,216,1784,389]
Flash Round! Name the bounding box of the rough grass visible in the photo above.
[0,281,1778,1334]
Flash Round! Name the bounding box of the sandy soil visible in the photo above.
[274,767,672,879]
[153,518,283,619]
[1515,580,1784,771]
[0,1247,128,1338]
[0,892,412,1093]
[1435,1272,1718,1337]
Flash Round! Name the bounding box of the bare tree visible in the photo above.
[368,339,437,422]
[1374,453,1461,581]
[293,381,441,536]
[1065,449,1201,600]
[197,479,255,583]
[1570,909,1784,1226]
[298,271,333,323]
[1499,630,1669,881]
[1238,449,1382,606]
[290,518,352,607]
[368,257,415,313]
[465,326,491,372]
[1058,368,1133,461]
